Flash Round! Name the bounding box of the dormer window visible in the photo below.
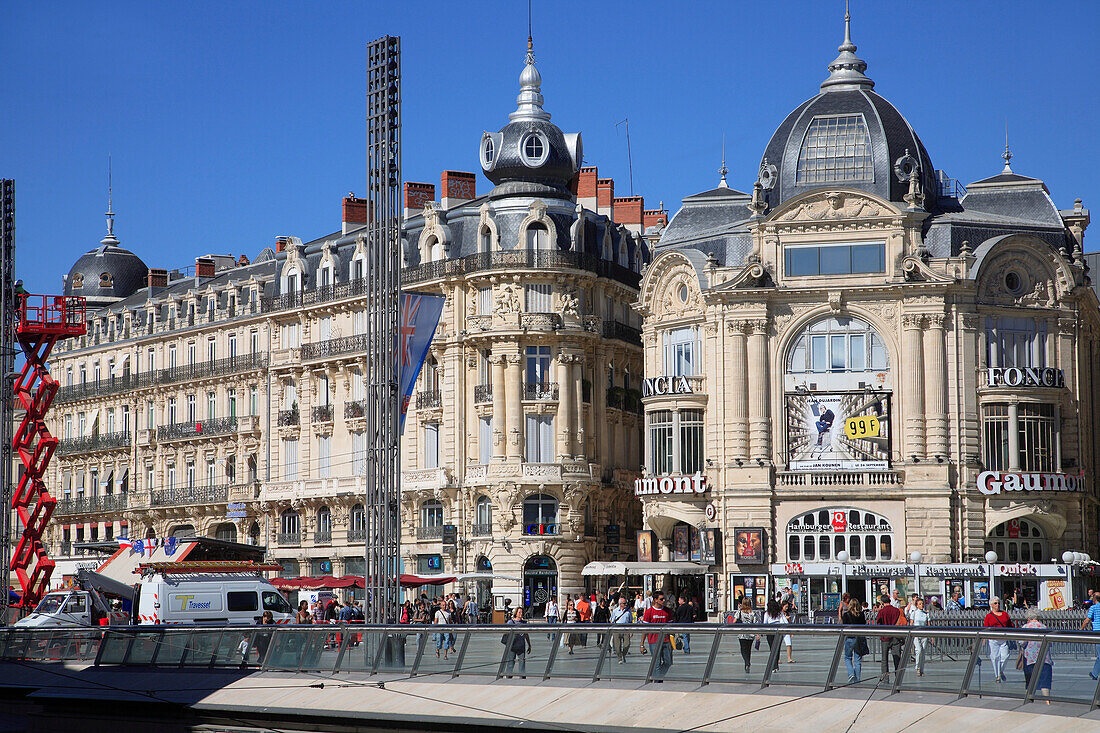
[99,273,113,288]
[481,135,495,167]
[71,274,84,289]
[796,114,873,184]
[520,132,549,167]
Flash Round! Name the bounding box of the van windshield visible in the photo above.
[262,591,292,615]
[33,593,68,615]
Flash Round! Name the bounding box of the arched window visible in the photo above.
[479,227,492,253]
[213,523,236,543]
[350,504,365,541]
[421,500,443,528]
[788,317,889,375]
[316,506,331,542]
[248,522,260,545]
[474,496,493,536]
[796,114,873,184]
[522,494,558,535]
[170,524,194,538]
[986,518,1047,563]
[280,509,300,537]
[786,508,893,562]
[285,270,300,294]
[526,224,549,250]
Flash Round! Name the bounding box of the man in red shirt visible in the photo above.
[874,593,904,680]
[641,591,672,681]
[575,594,592,647]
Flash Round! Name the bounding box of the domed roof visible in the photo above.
[756,11,937,214]
[480,38,581,194]
[64,214,148,305]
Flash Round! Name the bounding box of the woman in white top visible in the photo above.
[544,597,559,640]
[763,599,788,671]
[908,597,930,676]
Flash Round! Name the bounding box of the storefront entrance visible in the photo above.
[523,555,557,617]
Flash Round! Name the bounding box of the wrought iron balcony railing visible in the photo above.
[403,248,642,290]
[344,400,366,419]
[606,387,624,410]
[150,483,232,507]
[473,384,492,404]
[347,528,367,543]
[472,523,493,537]
[260,278,370,315]
[416,525,443,540]
[55,493,128,516]
[277,532,302,546]
[416,390,442,410]
[299,333,370,360]
[277,409,300,427]
[603,320,642,346]
[523,382,559,401]
[311,405,334,423]
[314,530,332,545]
[156,417,237,441]
[55,353,268,403]
[56,431,131,456]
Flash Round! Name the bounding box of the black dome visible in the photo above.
[64,242,148,304]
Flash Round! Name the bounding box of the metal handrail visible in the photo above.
[156,417,237,441]
[56,353,268,403]
[56,430,131,456]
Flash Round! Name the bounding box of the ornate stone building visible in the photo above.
[636,17,1097,613]
[44,38,655,612]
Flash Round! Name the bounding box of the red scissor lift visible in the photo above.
[10,294,86,610]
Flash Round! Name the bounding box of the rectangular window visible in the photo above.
[524,414,554,462]
[649,409,674,475]
[207,391,216,420]
[206,337,216,363]
[121,405,129,433]
[679,409,705,474]
[664,327,698,377]
[78,412,86,437]
[167,463,176,490]
[317,316,332,342]
[206,458,216,486]
[281,322,301,348]
[525,283,552,312]
[478,287,492,315]
[479,416,493,464]
[227,389,237,418]
[187,341,196,365]
[352,432,366,476]
[147,348,155,373]
[227,591,258,612]
[250,329,259,354]
[186,461,195,488]
[283,439,299,480]
[227,333,237,359]
[186,394,196,423]
[987,317,1045,368]
[317,436,331,478]
[423,423,440,469]
[352,370,365,401]
[249,386,258,416]
[525,346,551,384]
[1018,404,1056,472]
[168,344,177,369]
[353,310,366,334]
[784,242,886,277]
[147,400,155,430]
[145,465,154,492]
[478,350,492,385]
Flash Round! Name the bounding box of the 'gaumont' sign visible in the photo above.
[641,375,694,397]
[987,367,1065,389]
[634,473,708,497]
[976,471,1083,495]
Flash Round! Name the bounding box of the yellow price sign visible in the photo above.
[844,415,881,439]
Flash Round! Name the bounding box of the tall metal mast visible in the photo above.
[364,36,401,624]
[0,180,15,623]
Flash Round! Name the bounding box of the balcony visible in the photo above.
[55,493,128,516]
[603,320,642,346]
[314,530,332,545]
[523,382,558,401]
[403,467,450,490]
[277,532,302,546]
[519,312,563,331]
[55,353,269,404]
[417,525,443,540]
[416,390,442,410]
[606,387,624,410]
[277,409,300,427]
[150,483,232,507]
[156,417,237,442]
[776,470,904,488]
[472,523,493,537]
[56,431,130,457]
[403,248,641,290]
[260,278,370,315]
[299,333,369,361]
[347,528,367,543]
[473,384,492,404]
[344,400,367,419]
[311,404,334,423]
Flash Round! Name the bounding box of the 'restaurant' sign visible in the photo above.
[642,375,694,397]
[976,471,1083,495]
[634,473,708,496]
[987,367,1065,389]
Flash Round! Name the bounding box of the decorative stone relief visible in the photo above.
[775,192,885,222]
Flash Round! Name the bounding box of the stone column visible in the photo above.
[902,315,926,460]
[728,321,749,461]
[505,352,524,461]
[1007,401,1020,471]
[594,349,608,463]
[557,353,573,460]
[1058,318,1078,465]
[491,355,507,460]
[747,319,770,461]
[923,314,948,458]
[572,357,584,459]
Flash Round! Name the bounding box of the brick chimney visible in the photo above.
[342,193,371,235]
[440,171,476,209]
[643,208,669,231]
[195,257,216,279]
[613,196,645,234]
[147,268,168,289]
[404,182,436,220]
[237,254,250,266]
[574,166,598,211]
[275,236,289,253]
[596,178,614,218]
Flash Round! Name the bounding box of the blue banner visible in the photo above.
[399,291,445,433]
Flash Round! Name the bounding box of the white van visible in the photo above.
[134,572,294,625]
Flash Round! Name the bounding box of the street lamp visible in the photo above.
[910,551,923,602]
[985,550,998,604]
[837,550,849,596]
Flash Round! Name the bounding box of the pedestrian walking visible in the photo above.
[609,594,634,663]
[502,607,531,678]
[841,598,868,683]
[909,597,929,676]
[874,593,904,681]
[446,600,459,653]
[763,599,787,671]
[837,593,851,624]
[733,599,757,673]
[433,599,452,660]
[1021,607,1053,703]
[781,599,795,663]
[593,596,611,647]
[464,595,479,625]
[641,591,672,681]
[575,594,591,648]
[675,595,695,653]
[1082,593,1100,680]
[983,596,1014,683]
[563,599,579,654]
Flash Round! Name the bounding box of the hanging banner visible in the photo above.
[785,392,891,471]
[399,291,445,433]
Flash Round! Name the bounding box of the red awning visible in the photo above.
[400,573,457,588]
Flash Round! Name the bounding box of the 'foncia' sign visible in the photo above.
[634,473,708,496]
[976,471,1083,495]
[642,375,693,398]
[987,367,1065,389]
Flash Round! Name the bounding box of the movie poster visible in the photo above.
[785,392,891,471]
[734,528,764,564]
[672,525,690,561]
[701,529,719,565]
[690,527,702,562]
[636,530,656,563]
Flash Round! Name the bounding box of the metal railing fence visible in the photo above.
[3,624,1100,709]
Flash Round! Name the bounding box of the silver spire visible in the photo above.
[101,155,120,247]
[1002,121,1014,173]
[820,0,874,92]
[718,134,729,188]
[509,35,551,122]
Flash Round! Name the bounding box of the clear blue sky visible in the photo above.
[2,1,1098,294]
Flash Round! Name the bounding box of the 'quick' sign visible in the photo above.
[642,375,693,397]
[634,473,708,496]
[976,470,1083,495]
[987,367,1065,389]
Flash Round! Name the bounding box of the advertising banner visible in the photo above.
[785,391,891,471]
